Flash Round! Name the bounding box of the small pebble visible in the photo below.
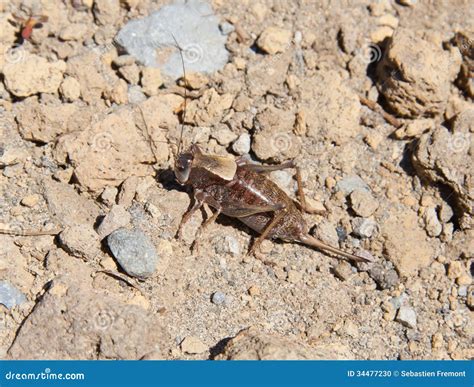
[431,332,444,350]
[456,274,471,286]
[127,85,147,104]
[287,270,302,284]
[214,235,241,257]
[0,281,26,309]
[59,224,101,260]
[180,336,208,354]
[368,264,399,289]
[423,207,442,237]
[337,175,370,195]
[20,194,40,208]
[352,217,377,238]
[447,261,463,279]
[232,133,251,155]
[270,170,293,190]
[141,67,163,96]
[396,306,417,328]
[97,204,131,240]
[350,190,378,217]
[211,291,226,305]
[100,186,118,206]
[117,176,139,208]
[213,126,238,146]
[113,55,136,67]
[107,228,158,278]
[325,176,336,190]
[458,285,467,297]
[256,26,292,54]
[220,21,235,35]
[390,293,409,309]
[334,261,353,281]
[438,202,454,223]
[248,285,260,296]
[119,64,140,85]
[60,76,81,101]
[466,285,474,309]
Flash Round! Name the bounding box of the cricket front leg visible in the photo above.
[191,207,221,254]
[179,191,223,252]
[176,190,206,240]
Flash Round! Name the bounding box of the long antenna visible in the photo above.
[170,33,187,157]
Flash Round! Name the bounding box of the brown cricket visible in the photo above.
[169,38,370,264]
[173,145,369,262]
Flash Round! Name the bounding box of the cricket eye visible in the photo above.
[175,155,192,184]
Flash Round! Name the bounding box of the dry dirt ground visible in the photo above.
[0,0,473,360]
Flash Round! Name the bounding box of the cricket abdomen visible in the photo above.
[206,167,307,241]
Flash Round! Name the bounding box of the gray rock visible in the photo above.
[220,22,235,35]
[368,263,399,289]
[107,228,158,278]
[390,293,409,309]
[127,85,147,104]
[115,0,229,79]
[337,175,370,195]
[214,235,241,257]
[458,286,467,297]
[232,133,251,155]
[0,281,26,308]
[211,291,226,305]
[352,217,378,238]
[396,306,417,328]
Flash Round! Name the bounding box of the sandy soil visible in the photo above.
[0,0,472,360]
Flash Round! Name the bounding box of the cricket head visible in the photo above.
[174,144,201,185]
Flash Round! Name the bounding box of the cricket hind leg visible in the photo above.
[176,193,204,240]
[247,207,288,257]
[237,159,324,215]
[298,234,372,263]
